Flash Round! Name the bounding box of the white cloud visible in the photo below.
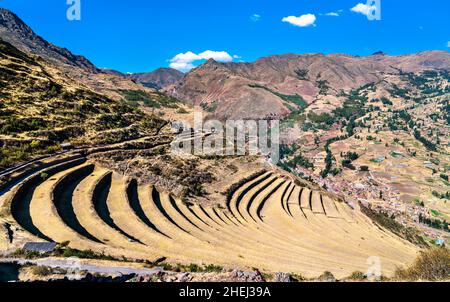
[325,12,339,17]
[198,50,233,62]
[171,51,199,64]
[351,3,376,16]
[250,14,261,22]
[282,14,316,27]
[169,61,195,72]
[447,41,450,48]
[169,50,235,72]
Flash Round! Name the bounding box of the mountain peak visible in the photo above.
[200,58,222,68]
[0,8,98,72]
[0,8,30,30]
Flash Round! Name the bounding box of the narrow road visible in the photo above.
[0,258,162,276]
[0,151,71,178]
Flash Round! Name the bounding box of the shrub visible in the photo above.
[163,262,224,273]
[347,271,366,281]
[342,159,356,170]
[203,264,223,273]
[57,247,117,261]
[288,154,314,169]
[29,140,40,149]
[176,107,188,114]
[394,247,450,281]
[316,79,330,95]
[317,271,336,282]
[159,262,175,271]
[31,266,52,276]
[10,248,44,259]
[295,69,309,80]
[346,152,359,161]
[184,263,201,272]
[380,97,393,106]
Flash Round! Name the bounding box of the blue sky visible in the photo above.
[1,0,449,73]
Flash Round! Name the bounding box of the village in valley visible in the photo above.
[279,71,450,246]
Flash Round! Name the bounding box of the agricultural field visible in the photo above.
[0,155,419,278]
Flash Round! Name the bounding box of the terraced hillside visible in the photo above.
[0,156,419,278]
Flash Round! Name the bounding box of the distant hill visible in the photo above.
[128,68,184,89]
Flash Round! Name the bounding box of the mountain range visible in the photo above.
[166,51,450,119]
[3,7,449,121]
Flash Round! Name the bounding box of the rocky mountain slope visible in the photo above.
[0,8,97,72]
[0,38,165,168]
[0,8,179,102]
[168,51,450,120]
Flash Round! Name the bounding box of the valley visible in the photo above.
[0,7,448,282]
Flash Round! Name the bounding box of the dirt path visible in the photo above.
[0,258,162,276]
